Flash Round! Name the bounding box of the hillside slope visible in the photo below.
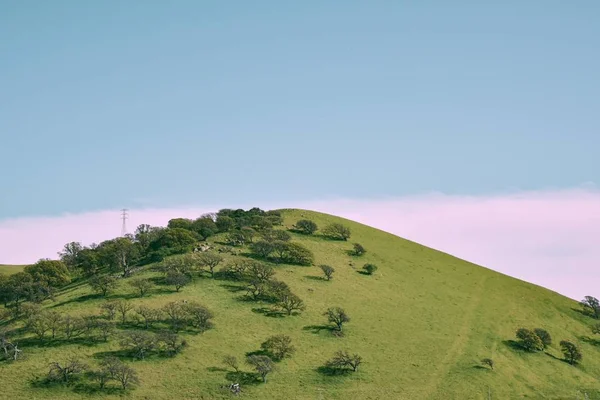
[0,264,26,275]
[1,209,599,399]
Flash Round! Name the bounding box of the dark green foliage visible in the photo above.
[261,335,295,360]
[560,340,582,365]
[325,350,362,372]
[183,301,214,332]
[25,259,71,288]
[325,307,350,332]
[293,219,318,235]
[167,218,194,231]
[250,240,275,258]
[58,242,83,272]
[192,216,218,238]
[322,223,351,241]
[226,228,255,246]
[246,355,274,383]
[319,265,335,280]
[516,328,544,352]
[128,278,153,297]
[97,237,141,277]
[534,328,552,349]
[260,229,291,242]
[148,228,199,260]
[591,323,600,335]
[119,330,157,359]
[266,241,314,265]
[580,296,600,319]
[89,275,117,296]
[215,215,235,232]
[351,243,366,256]
[73,247,102,276]
[363,264,378,275]
[481,358,494,370]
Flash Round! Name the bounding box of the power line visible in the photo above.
[121,209,129,236]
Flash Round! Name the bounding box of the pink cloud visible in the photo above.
[0,188,598,300]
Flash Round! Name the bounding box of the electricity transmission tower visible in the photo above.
[121,209,129,236]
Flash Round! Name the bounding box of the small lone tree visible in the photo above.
[325,307,350,332]
[128,278,153,297]
[534,328,552,349]
[116,300,134,324]
[352,243,366,256]
[89,275,117,297]
[261,335,295,361]
[580,296,600,319]
[278,293,306,316]
[325,350,362,372]
[196,253,224,278]
[319,265,335,281]
[322,223,351,241]
[246,355,274,383]
[293,219,318,235]
[223,355,240,372]
[481,358,494,370]
[165,271,191,292]
[362,264,377,275]
[560,340,582,365]
[516,328,544,352]
[48,358,88,383]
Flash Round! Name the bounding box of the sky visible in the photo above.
[0,1,598,299]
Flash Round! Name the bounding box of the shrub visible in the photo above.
[516,328,544,352]
[293,219,318,235]
[560,340,582,365]
[481,358,494,370]
[157,331,187,356]
[534,328,552,349]
[363,264,377,275]
[580,296,600,318]
[165,271,191,292]
[261,335,295,361]
[183,302,214,332]
[319,265,335,281]
[322,223,351,241]
[351,243,366,256]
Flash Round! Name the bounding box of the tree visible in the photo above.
[560,340,582,365]
[26,312,50,341]
[44,311,64,339]
[261,335,295,361]
[223,355,240,372]
[250,240,275,259]
[58,242,83,271]
[101,357,139,390]
[322,223,351,241]
[192,216,218,239]
[516,328,544,352]
[128,278,153,297]
[116,300,134,324]
[580,296,600,319]
[48,358,88,383]
[183,302,214,332]
[100,301,118,320]
[278,293,306,316]
[148,228,199,260]
[351,243,366,256]
[119,331,157,360]
[162,301,187,331]
[168,218,194,231]
[135,306,161,329]
[591,323,600,335]
[319,265,335,281]
[88,368,112,390]
[226,228,255,246]
[96,320,115,342]
[279,242,314,266]
[325,307,350,332]
[325,350,362,372]
[534,328,552,349]
[246,355,274,383]
[157,330,187,356]
[63,315,86,339]
[165,271,191,292]
[481,358,494,370]
[293,219,318,235]
[74,247,102,277]
[196,253,224,278]
[25,259,71,288]
[89,275,118,297]
[363,263,378,275]
[261,229,291,243]
[216,215,235,232]
[98,237,141,277]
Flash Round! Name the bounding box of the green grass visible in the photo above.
[2,209,600,399]
[0,264,26,275]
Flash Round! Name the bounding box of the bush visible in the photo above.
[363,264,377,275]
[322,223,351,241]
[481,358,494,370]
[183,302,214,332]
[319,265,335,280]
[165,271,191,292]
[560,340,582,365]
[516,328,544,352]
[351,243,366,256]
[534,328,552,349]
[580,296,600,318]
[293,219,318,235]
[261,335,295,361]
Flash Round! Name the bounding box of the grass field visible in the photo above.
[1,209,600,399]
[0,264,26,275]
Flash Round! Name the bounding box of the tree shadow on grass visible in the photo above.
[225,371,261,386]
[92,349,135,360]
[501,340,525,352]
[207,366,228,372]
[302,324,336,335]
[316,366,352,377]
[245,349,270,358]
[304,275,325,281]
[14,336,100,349]
[72,383,124,395]
[251,307,285,318]
[356,271,371,276]
[219,284,246,293]
[50,292,135,308]
[472,365,490,370]
[579,335,600,346]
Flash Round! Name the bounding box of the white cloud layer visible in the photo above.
[1,188,598,300]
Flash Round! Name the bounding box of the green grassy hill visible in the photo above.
[0,264,26,275]
[2,209,600,399]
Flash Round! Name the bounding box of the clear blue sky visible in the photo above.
[1,1,598,219]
